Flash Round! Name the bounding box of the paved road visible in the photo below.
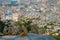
[0,33,56,40]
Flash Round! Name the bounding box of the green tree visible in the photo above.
[16,16,40,34]
[0,21,5,33]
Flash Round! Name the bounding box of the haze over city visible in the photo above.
[0,0,60,40]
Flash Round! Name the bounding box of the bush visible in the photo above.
[50,34,60,40]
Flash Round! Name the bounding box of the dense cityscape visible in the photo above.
[0,0,60,40]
